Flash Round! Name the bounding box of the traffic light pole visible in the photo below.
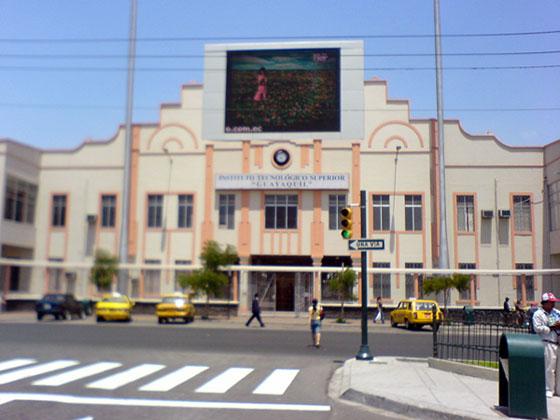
[356,190,373,361]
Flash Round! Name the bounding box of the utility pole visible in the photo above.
[117,0,138,293]
[434,0,449,269]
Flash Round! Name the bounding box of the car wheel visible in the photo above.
[158,317,164,324]
[63,310,71,321]
[390,317,397,328]
[54,314,61,321]
[405,319,412,330]
[126,316,132,323]
[37,313,43,321]
[96,316,104,323]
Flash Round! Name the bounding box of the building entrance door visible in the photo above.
[275,273,294,311]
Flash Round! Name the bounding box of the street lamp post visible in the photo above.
[356,190,373,361]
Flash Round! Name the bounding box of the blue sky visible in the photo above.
[0,0,558,149]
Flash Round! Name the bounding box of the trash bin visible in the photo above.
[462,305,475,325]
[498,333,547,418]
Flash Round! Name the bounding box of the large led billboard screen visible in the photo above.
[203,41,364,141]
[225,49,340,133]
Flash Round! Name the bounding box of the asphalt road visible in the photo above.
[0,318,432,420]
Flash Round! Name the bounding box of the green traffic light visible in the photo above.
[341,230,352,239]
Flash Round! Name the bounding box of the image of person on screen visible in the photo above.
[253,67,267,101]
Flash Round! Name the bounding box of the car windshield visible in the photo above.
[162,297,186,305]
[102,296,128,303]
[415,302,435,311]
[43,294,65,302]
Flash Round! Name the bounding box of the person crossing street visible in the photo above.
[245,293,265,327]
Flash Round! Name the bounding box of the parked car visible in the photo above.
[390,299,443,330]
[95,293,134,322]
[156,293,195,324]
[36,293,86,321]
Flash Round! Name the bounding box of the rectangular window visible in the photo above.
[405,195,422,231]
[458,263,476,301]
[373,195,390,231]
[219,194,235,229]
[372,262,391,299]
[144,259,161,297]
[457,195,474,232]
[516,263,535,302]
[480,218,492,245]
[177,194,193,228]
[51,195,67,227]
[174,260,192,292]
[328,194,347,230]
[101,195,116,228]
[405,263,423,299]
[264,195,298,230]
[499,218,509,245]
[4,177,37,224]
[47,258,64,292]
[513,195,531,232]
[147,194,163,228]
[550,182,560,231]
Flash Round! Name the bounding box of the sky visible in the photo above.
[0,0,559,149]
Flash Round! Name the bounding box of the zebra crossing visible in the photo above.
[0,358,301,396]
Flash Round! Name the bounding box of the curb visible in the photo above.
[428,358,498,382]
[340,388,486,420]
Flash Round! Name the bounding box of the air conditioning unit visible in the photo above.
[481,210,494,219]
[498,210,511,218]
[86,214,97,224]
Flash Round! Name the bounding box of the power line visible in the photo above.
[0,29,559,44]
[1,50,560,59]
[0,103,557,112]
[0,64,558,72]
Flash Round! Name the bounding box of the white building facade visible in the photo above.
[0,43,557,312]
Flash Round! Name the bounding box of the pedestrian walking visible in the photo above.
[245,293,265,327]
[308,298,323,348]
[373,296,384,324]
[533,292,560,398]
[503,297,512,324]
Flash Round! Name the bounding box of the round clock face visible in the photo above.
[273,149,290,166]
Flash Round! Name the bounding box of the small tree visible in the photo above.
[328,267,357,323]
[423,274,470,314]
[179,240,238,319]
[90,249,118,292]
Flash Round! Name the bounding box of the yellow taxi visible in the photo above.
[156,293,195,324]
[95,293,134,323]
[390,299,443,330]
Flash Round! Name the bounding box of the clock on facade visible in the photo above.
[273,149,290,167]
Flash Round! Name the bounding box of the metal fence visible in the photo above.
[433,315,531,366]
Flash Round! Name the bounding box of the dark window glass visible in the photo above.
[147,194,163,228]
[101,195,116,227]
[178,194,193,228]
[52,195,67,227]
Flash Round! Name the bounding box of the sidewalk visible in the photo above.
[330,356,560,420]
[0,310,397,332]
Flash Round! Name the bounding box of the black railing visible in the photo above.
[432,313,531,366]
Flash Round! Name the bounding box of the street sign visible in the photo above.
[348,239,385,251]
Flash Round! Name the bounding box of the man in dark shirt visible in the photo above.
[245,293,265,327]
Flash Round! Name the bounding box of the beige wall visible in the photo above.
[0,77,554,306]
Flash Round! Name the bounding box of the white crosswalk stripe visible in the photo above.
[86,364,165,390]
[0,360,79,385]
[0,359,36,373]
[139,365,208,392]
[0,359,303,398]
[195,367,254,394]
[32,362,122,387]
[252,369,299,395]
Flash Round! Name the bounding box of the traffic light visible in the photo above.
[340,207,353,239]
